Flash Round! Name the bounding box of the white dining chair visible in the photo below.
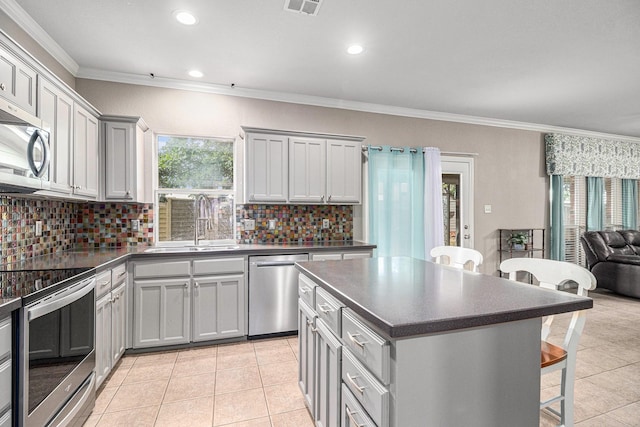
[499,257,597,427]
[430,246,484,272]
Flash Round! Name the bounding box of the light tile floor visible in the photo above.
[85,290,640,426]
[86,337,313,427]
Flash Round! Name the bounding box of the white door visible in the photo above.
[441,156,474,248]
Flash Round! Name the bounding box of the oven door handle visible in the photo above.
[27,277,96,321]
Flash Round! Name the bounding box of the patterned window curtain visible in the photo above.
[368,146,425,259]
[622,179,638,229]
[587,177,604,231]
[550,175,565,260]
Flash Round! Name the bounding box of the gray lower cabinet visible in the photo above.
[192,274,245,342]
[341,383,376,427]
[95,292,112,388]
[0,316,12,427]
[133,277,191,348]
[298,299,316,412]
[314,319,342,427]
[111,282,127,363]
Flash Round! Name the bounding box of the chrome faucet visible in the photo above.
[194,194,209,246]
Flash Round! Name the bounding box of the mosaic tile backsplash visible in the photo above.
[0,195,154,265]
[236,204,353,243]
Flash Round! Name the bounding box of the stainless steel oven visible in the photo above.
[18,275,96,427]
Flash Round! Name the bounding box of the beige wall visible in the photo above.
[76,79,549,275]
[0,10,76,88]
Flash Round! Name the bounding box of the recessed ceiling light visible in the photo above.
[174,10,198,25]
[347,44,364,55]
[188,70,204,78]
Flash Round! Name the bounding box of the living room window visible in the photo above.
[155,135,235,244]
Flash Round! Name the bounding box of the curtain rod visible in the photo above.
[362,145,478,156]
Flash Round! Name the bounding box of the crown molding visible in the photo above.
[77,67,640,144]
[0,0,79,75]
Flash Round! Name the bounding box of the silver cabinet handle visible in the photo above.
[347,332,368,349]
[194,282,199,288]
[317,303,334,313]
[346,373,366,394]
[0,83,5,91]
[117,271,126,278]
[345,406,365,427]
[300,286,311,294]
[306,319,317,333]
[99,281,110,287]
[321,195,325,202]
[184,282,189,288]
[328,195,332,202]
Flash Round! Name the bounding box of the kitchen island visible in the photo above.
[296,256,593,427]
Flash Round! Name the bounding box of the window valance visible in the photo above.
[545,133,640,179]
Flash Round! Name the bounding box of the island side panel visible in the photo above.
[391,318,542,427]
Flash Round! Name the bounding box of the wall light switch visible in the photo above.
[245,219,256,231]
[35,220,43,237]
[484,204,492,214]
[322,219,330,229]
[268,219,276,230]
[131,219,140,232]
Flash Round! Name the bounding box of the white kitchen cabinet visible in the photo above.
[0,45,37,115]
[289,137,326,203]
[314,318,342,427]
[192,274,245,341]
[326,140,362,203]
[95,292,112,388]
[311,250,373,261]
[0,316,12,427]
[245,132,288,202]
[133,277,191,348]
[298,299,317,414]
[102,116,149,202]
[111,281,127,365]
[38,79,74,193]
[72,104,100,199]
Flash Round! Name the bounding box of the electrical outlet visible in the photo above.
[322,219,330,229]
[35,220,43,237]
[131,219,140,232]
[268,219,276,230]
[245,219,256,231]
[34,279,42,290]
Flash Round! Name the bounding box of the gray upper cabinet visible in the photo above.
[245,132,289,203]
[326,140,362,204]
[289,137,326,203]
[38,78,74,193]
[73,104,100,199]
[102,116,149,202]
[0,45,37,115]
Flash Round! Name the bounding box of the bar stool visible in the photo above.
[430,246,484,272]
[499,257,597,427]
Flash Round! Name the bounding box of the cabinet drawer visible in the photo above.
[112,263,127,284]
[315,287,343,336]
[342,309,390,385]
[343,251,372,260]
[0,318,10,362]
[311,252,342,261]
[0,359,10,411]
[298,274,316,308]
[342,349,389,427]
[193,257,245,275]
[134,260,191,278]
[96,269,112,297]
[342,383,377,427]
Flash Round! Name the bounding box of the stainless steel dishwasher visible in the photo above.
[248,253,309,337]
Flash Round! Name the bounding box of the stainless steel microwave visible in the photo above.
[0,101,51,193]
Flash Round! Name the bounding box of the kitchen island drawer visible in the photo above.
[298,274,316,308]
[134,260,191,278]
[342,349,389,427]
[315,287,343,336]
[112,263,127,284]
[0,318,10,361]
[342,308,390,385]
[193,257,245,275]
[342,383,377,427]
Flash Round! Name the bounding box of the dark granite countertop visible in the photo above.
[296,256,593,339]
[1,241,375,305]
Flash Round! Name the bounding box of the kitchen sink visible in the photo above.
[144,245,240,253]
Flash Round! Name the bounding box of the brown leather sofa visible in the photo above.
[581,230,640,298]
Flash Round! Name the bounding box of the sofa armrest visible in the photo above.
[605,254,640,266]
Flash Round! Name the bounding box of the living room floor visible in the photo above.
[86,290,640,427]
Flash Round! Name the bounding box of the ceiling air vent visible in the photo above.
[284,0,322,16]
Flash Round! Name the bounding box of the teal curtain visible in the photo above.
[622,179,638,229]
[587,177,604,231]
[368,146,425,259]
[550,175,565,260]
